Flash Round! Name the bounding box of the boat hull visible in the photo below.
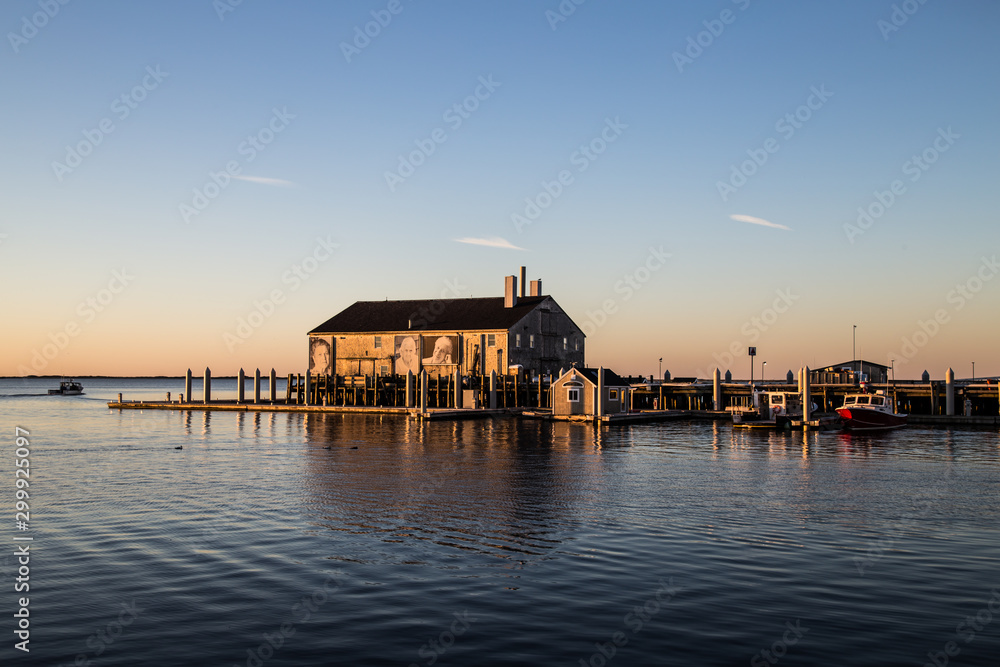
[835,407,906,431]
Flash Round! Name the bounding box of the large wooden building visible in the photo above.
[308,270,585,378]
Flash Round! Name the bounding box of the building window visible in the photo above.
[568,388,579,402]
[609,389,618,401]
[380,365,388,376]
[563,337,568,351]
[574,337,580,351]
[374,336,382,349]
[515,334,521,348]
[529,335,535,348]
[487,334,496,347]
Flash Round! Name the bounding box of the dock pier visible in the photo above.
[107,366,1000,427]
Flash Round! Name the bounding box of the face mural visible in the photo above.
[309,336,332,375]
[394,335,419,375]
[422,335,457,365]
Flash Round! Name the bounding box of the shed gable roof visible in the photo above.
[557,367,628,387]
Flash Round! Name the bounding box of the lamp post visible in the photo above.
[659,357,662,380]
[853,324,857,373]
[972,361,975,381]
[762,361,767,385]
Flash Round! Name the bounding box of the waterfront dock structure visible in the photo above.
[108,365,1000,427]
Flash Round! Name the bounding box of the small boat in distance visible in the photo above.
[836,383,906,431]
[48,380,84,396]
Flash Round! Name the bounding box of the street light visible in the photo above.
[762,361,767,384]
[972,361,975,381]
[659,357,662,380]
[853,324,857,372]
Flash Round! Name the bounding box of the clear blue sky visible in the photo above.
[3,0,998,379]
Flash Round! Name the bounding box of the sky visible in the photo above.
[2,0,998,380]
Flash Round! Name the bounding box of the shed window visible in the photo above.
[374,336,382,349]
[487,334,496,347]
[568,388,580,402]
[609,389,618,401]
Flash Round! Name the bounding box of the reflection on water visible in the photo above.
[2,378,999,666]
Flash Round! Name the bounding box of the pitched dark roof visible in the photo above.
[816,360,891,371]
[309,296,549,334]
[572,367,628,387]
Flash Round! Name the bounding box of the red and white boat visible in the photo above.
[836,384,906,431]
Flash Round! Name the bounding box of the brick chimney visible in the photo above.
[504,275,517,308]
[529,279,542,297]
[519,266,526,298]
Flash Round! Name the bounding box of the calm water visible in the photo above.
[2,378,999,666]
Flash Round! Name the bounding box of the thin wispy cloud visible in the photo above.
[729,214,791,231]
[232,175,298,188]
[454,236,526,250]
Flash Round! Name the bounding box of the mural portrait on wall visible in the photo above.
[309,336,332,375]
[422,335,457,365]
[394,335,420,375]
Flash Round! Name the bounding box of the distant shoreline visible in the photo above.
[1,376,249,380]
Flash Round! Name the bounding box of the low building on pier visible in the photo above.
[810,360,890,384]
[552,367,630,417]
[307,268,585,379]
